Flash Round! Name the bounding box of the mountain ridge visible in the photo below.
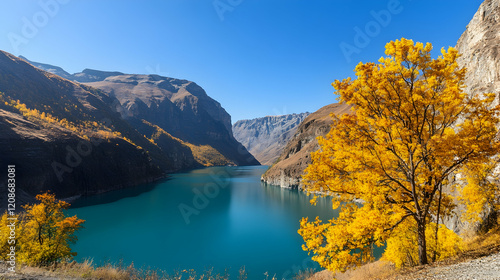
[18,54,258,166]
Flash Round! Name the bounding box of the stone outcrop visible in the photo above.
[261,103,352,188]
[232,113,310,165]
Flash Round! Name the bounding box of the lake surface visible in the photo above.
[67,166,342,279]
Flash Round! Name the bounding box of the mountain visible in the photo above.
[232,113,310,165]
[19,55,258,167]
[0,51,166,203]
[261,103,352,188]
[85,74,257,166]
[19,55,74,80]
[0,51,258,203]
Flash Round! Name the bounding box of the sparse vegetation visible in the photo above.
[0,91,140,147]
[143,120,234,167]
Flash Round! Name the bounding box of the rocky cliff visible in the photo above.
[456,0,500,101]
[232,113,310,165]
[451,0,500,233]
[85,74,258,166]
[261,103,352,188]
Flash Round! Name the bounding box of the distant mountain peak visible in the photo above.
[233,112,310,165]
[18,55,73,80]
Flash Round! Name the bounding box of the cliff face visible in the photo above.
[261,103,352,188]
[451,0,500,233]
[232,113,310,165]
[456,0,500,100]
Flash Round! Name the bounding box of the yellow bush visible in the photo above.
[383,220,462,268]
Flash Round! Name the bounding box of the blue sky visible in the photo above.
[0,0,483,122]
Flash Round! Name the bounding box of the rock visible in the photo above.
[19,54,259,167]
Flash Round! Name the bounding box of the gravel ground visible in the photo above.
[397,252,500,280]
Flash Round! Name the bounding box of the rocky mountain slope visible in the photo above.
[20,55,258,167]
[261,103,352,188]
[0,51,257,202]
[232,113,310,165]
[0,51,165,202]
[450,0,500,232]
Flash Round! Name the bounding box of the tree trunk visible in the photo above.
[417,220,428,265]
[433,184,443,262]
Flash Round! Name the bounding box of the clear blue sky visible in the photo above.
[0,0,483,123]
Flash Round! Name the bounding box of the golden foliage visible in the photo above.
[0,92,140,146]
[299,38,500,272]
[0,193,84,266]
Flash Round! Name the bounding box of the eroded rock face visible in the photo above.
[232,113,310,165]
[261,103,352,188]
[456,0,500,101]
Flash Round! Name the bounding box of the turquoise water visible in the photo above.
[67,166,339,279]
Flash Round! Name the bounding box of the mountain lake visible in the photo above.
[67,165,382,279]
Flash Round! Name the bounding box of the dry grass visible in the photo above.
[460,216,500,260]
[0,259,245,280]
[306,261,397,280]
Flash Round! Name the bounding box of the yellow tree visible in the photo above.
[299,38,500,271]
[15,192,85,265]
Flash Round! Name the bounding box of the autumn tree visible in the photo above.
[299,38,500,272]
[0,192,85,266]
